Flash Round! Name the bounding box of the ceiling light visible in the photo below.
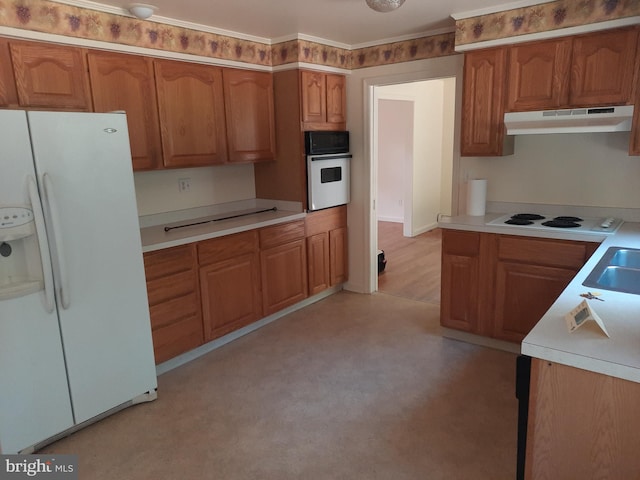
[366,0,406,13]
[128,3,157,20]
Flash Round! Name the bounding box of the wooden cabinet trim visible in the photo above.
[259,220,306,249]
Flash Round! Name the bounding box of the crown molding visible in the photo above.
[455,16,640,52]
[51,0,273,44]
[450,0,556,20]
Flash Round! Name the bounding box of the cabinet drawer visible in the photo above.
[260,220,305,249]
[442,230,480,256]
[144,244,196,280]
[198,230,258,266]
[148,292,200,330]
[305,205,347,237]
[146,270,197,306]
[497,236,588,269]
[151,314,203,364]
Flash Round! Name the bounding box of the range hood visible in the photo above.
[504,105,634,135]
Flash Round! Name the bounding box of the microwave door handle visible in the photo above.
[42,173,70,310]
[27,175,56,313]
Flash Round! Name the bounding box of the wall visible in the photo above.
[345,54,464,294]
[461,132,640,210]
[377,98,412,224]
[134,164,256,216]
[376,79,451,235]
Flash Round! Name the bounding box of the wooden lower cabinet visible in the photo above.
[440,230,597,342]
[143,244,204,364]
[260,221,308,316]
[198,231,262,341]
[526,359,640,479]
[305,206,348,295]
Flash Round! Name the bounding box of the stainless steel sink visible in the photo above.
[582,247,640,295]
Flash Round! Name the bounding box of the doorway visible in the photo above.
[372,78,456,297]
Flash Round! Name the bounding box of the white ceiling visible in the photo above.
[84,0,546,47]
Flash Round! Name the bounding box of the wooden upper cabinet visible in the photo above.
[570,27,638,107]
[301,70,326,124]
[0,38,18,107]
[154,59,228,167]
[222,68,276,163]
[506,38,571,111]
[10,42,92,110]
[461,47,513,156]
[326,74,346,124]
[87,51,162,171]
[300,70,346,130]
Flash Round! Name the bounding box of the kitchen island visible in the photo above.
[440,212,640,480]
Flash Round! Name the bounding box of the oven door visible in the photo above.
[307,153,351,211]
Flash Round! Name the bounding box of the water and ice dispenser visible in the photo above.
[0,206,45,300]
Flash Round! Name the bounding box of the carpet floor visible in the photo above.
[41,291,518,479]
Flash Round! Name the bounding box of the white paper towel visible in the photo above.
[466,179,487,216]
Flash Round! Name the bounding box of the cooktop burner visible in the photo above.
[511,213,546,221]
[553,216,583,223]
[541,220,581,228]
[505,218,534,225]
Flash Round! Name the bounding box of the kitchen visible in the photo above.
[1,0,640,478]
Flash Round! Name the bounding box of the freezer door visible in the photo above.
[27,111,157,424]
[0,110,74,453]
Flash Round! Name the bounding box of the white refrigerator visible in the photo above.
[0,110,157,454]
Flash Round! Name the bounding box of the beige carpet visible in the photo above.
[41,291,517,479]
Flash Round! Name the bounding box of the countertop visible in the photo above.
[140,200,305,253]
[438,212,640,383]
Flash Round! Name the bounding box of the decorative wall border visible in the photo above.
[455,0,640,47]
[1,0,631,71]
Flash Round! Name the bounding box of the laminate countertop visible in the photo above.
[139,200,305,253]
[438,213,640,383]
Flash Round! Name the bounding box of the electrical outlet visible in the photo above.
[178,178,191,193]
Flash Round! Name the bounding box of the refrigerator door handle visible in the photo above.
[27,175,56,314]
[42,173,70,310]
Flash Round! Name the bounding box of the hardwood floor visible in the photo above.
[377,221,441,304]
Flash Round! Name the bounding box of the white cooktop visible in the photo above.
[486,213,624,236]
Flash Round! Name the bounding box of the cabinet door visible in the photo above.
[307,232,330,295]
[506,38,571,111]
[223,68,276,163]
[261,239,308,316]
[10,42,92,110]
[154,60,228,167]
[88,51,162,171]
[0,38,18,107]
[570,28,638,106]
[300,70,326,124]
[329,226,348,285]
[144,245,204,364]
[200,252,262,341]
[461,48,510,156]
[493,262,575,343]
[326,74,346,125]
[440,230,481,332]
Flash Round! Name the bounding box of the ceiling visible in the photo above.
[91,0,541,47]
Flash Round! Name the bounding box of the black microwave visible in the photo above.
[304,131,349,155]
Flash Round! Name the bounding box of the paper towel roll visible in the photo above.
[466,179,487,216]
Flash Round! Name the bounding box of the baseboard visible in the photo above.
[156,285,343,376]
[412,222,438,236]
[441,327,521,354]
[377,216,403,223]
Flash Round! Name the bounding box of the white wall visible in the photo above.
[134,164,256,216]
[377,98,413,223]
[461,132,640,209]
[345,54,464,294]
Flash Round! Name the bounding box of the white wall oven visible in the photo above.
[305,131,351,211]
